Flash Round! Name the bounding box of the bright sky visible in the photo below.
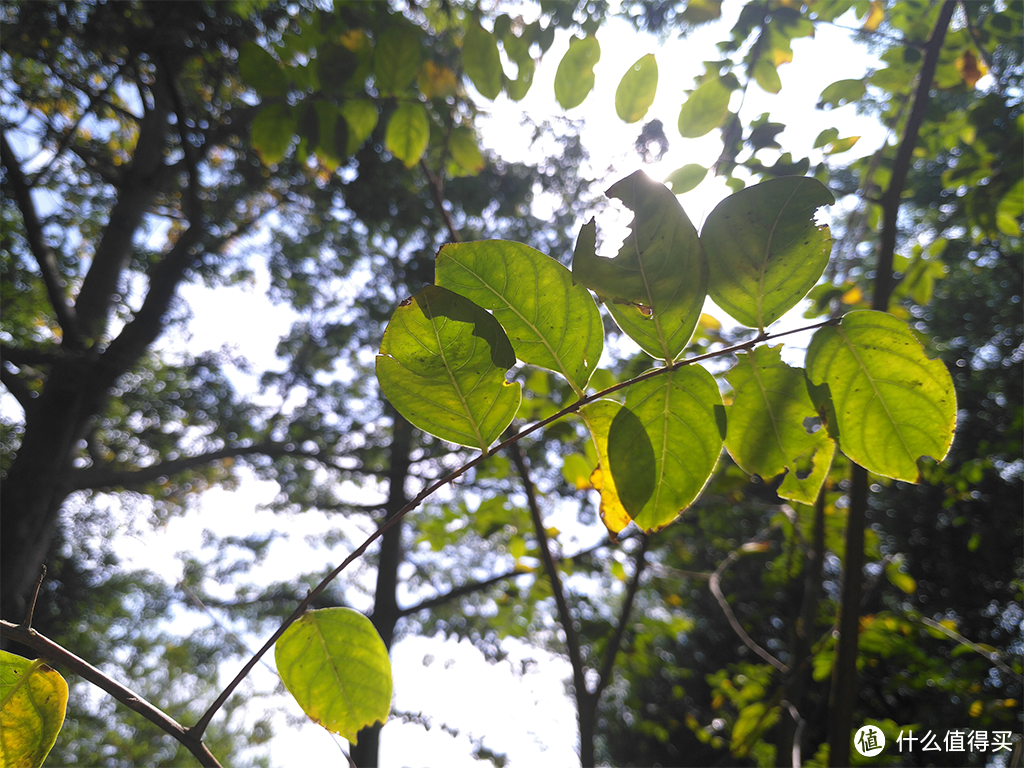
[105,4,890,766]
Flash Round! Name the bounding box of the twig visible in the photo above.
[19,566,46,629]
[0,620,222,768]
[917,616,1023,684]
[193,316,837,736]
[593,537,650,701]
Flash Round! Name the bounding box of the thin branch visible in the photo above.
[708,536,788,674]
[421,160,461,244]
[917,616,1023,684]
[0,130,83,348]
[509,443,590,701]
[193,316,836,736]
[0,620,222,768]
[593,537,650,702]
[874,0,957,311]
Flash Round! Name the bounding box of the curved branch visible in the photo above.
[0,620,222,768]
[593,537,649,702]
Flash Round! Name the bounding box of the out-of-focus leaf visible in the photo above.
[664,164,708,194]
[251,103,296,166]
[0,650,69,768]
[238,41,289,97]
[806,311,957,482]
[376,285,521,451]
[436,240,603,392]
[615,54,659,123]
[677,75,735,138]
[752,58,782,94]
[384,102,429,167]
[275,608,391,743]
[463,22,503,100]
[818,78,866,109]
[447,126,486,175]
[340,100,379,155]
[702,176,835,330]
[554,35,600,110]
[373,25,422,95]
[572,171,707,362]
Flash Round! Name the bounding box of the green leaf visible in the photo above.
[805,311,957,482]
[436,241,603,393]
[702,176,835,330]
[616,367,723,532]
[752,58,782,94]
[677,75,734,138]
[0,650,68,768]
[340,100,379,155]
[463,22,504,100]
[572,171,708,362]
[447,126,485,175]
[813,127,839,149]
[238,41,289,97]
[554,35,600,110]
[376,285,521,451]
[275,608,392,743]
[501,32,535,101]
[818,78,866,109]
[584,366,723,534]
[885,554,917,594]
[250,103,297,166]
[317,43,360,97]
[996,179,1023,236]
[373,25,422,95]
[615,54,659,123]
[725,346,835,504]
[385,102,429,168]
[664,164,708,194]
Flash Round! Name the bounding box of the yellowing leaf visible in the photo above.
[956,50,988,88]
[0,651,69,768]
[862,0,884,32]
[275,608,392,743]
[418,61,457,98]
[582,402,634,536]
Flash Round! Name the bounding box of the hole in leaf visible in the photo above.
[803,416,822,434]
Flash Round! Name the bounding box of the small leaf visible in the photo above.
[677,75,734,138]
[664,164,708,194]
[0,650,69,768]
[554,35,600,110]
[956,49,987,88]
[275,608,392,743]
[825,136,860,155]
[436,240,603,393]
[818,78,866,109]
[806,311,957,482]
[463,22,503,100]
[702,176,835,331]
[376,285,521,451]
[238,41,289,97]
[725,346,835,504]
[373,25,422,95]
[615,54,659,123]
[752,58,782,94]
[813,127,839,149]
[418,61,458,98]
[501,31,535,101]
[885,554,917,594]
[862,0,885,31]
[561,453,595,490]
[340,100,379,155]
[613,367,723,533]
[447,126,485,175]
[385,102,429,168]
[250,103,296,166]
[572,171,708,362]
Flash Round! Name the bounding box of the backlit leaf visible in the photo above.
[238,41,289,97]
[572,171,708,362]
[463,22,503,100]
[818,78,866,109]
[752,58,782,94]
[340,100,379,155]
[677,75,734,138]
[385,102,429,168]
[275,608,392,743]
[447,126,485,175]
[580,399,638,536]
[613,367,723,532]
[725,346,835,504]
[373,25,422,95]
[0,650,68,768]
[664,164,707,194]
[615,54,659,123]
[251,103,296,166]
[806,311,956,482]
[376,285,521,451]
[862,0,885,31]
[702,176,835,331]
[554,36,600,110]
[436,240,603,393]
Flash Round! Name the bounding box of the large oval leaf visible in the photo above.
[0,650,68,768]
[584,366,723,534]
[384,102,429,168]
[373,25,422,96]
[702,176,835,331]
[463,22,503,100]
[275,608,392,743]
[436,241,603,394]
[677,75,734,138]
[554,35,600,110]
[725,346,835,504]
[572,171,708,362]
[615,54,659,123]
[376,285,521,451]
[805,311,956,482]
